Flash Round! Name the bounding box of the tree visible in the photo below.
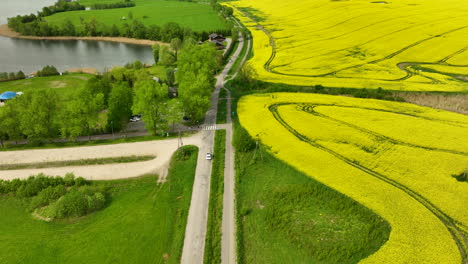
[133,60,143,70]
[60,86,104,140]
[170,38,182,60]
[63,19,76,36]
[110,24,120,36]
[1,101,22,144]
[107,82,133,132]
[159,45,175,66]
[132,80,169,135]
[17,90,59,143]
[165,99,184,132]
[16,71,25,80]
[152,44,160,64]
[166,68,175,86]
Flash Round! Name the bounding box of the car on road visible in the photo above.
[206,153,213,160]
[129,115,141,122]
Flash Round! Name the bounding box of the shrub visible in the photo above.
[233,125,256,152]
[74,177,88,187]
[45,187,106,219]
[30,185,67,209]
[63,173,76,186]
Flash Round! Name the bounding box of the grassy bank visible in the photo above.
[0,145,198,264]
[0,155,155,170]
[0,73,91,101]
[46,0,229,33]
[216,88,228,124]
[0,133,188,152]
[234,139,390,263]
[204,130,226,264]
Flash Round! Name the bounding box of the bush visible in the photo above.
[175,145,198,161]
[74,177,88,187]
[63,173,76,186]
[46,187,106,219]
[30,185,67,209]
[233,125,256,152]
[37,65,59,77]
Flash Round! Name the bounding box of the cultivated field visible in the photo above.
[228,0,468,91]
[46,0,229,33]
[238,93,468,263]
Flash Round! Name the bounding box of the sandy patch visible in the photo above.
[68,68,99,75]
[0,133,202,181]
[49,81,67,88]
[0,24,169,47]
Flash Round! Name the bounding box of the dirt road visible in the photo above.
[0,133,202,181]
[181,28,246,264]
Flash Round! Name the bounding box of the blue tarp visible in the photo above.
[0,91,17,100]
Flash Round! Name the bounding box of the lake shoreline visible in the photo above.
[0,24,167,47]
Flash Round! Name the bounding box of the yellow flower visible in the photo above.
[238,93,468,263]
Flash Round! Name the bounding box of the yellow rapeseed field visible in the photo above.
[238,93,468,263]
[228,0,468,91]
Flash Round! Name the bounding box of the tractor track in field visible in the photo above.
[237,7,468,84]
[269,103,468,264]
[298,104,468,156]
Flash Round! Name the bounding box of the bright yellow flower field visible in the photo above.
[228,0,468,91]
[238,93,468,263]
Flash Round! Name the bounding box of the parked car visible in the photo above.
[129,115,141,122]
[206,153,213,160]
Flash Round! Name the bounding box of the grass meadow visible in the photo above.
[235,143,390,263]
[46,0,229,33]
[0,145,198,264]
[0,73,91,102]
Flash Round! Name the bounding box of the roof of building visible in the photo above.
[0,91,17,100]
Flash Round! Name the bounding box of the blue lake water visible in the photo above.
[0,0,153,73]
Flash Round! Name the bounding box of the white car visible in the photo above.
[206,153,213,160]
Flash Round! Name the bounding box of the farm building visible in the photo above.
[209,33,226,42]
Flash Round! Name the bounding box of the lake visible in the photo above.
[0,0,154,74]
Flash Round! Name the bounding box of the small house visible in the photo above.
[209,33,226,42]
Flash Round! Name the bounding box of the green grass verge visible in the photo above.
[0,155,155,170]
[46,0,229,33]
[227,36,249,77]
[235,141,391,264]
[0,145,198,264]
[204,129,226,264]
[0,74,92,102]
[216,88,228,124]
[0,133,190,151]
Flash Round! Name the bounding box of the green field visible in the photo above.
[0,74,91,102]
[235,141,390,263]
[0,146,198,264]
[46,0,229,33]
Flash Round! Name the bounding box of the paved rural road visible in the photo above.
[0,133,202,181]
[181,29,246,264]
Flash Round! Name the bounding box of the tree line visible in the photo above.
[0,71,25,82]
[90,1,135,10]
[8,0,233,41]
[0,39,221,145]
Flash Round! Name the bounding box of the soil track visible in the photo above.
[0,133,202,181]
[270,103,468,263]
